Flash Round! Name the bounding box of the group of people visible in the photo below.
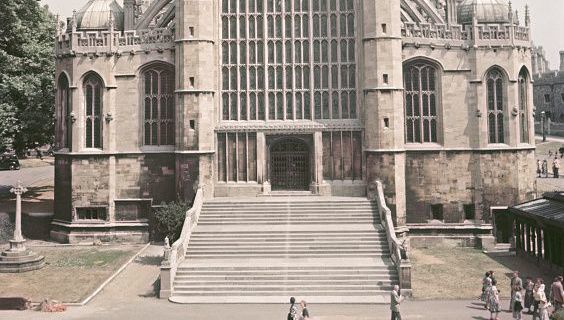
[287,297,310,320]
[481,271,564,320]
[536,158,561,178]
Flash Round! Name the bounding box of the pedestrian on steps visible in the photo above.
[391,285,404,320]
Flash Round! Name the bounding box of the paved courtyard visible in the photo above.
[0,244,519,320]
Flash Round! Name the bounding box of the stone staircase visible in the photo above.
[169,197,398,303]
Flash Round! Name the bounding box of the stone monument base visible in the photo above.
[0,240,45,273]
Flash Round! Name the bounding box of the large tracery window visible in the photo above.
[404,62,439,143]
[518,68,529,143]
[221,0,356,121]
[487,69,505,144]
[58,74,72,149]
[84,74,103,149]
[142,66,175,146]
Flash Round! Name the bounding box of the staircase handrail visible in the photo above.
[374,181,412,295]
[374,181,405,264]
[160,186,204,298]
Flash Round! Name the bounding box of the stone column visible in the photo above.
[11,183,27,245]
[311,131,329,195]
[362,0,407,226]
[175,0,217,200]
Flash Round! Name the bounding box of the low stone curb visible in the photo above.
[62,242,151,307]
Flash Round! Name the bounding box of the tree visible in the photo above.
[0,0,55,155]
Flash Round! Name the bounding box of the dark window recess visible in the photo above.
[115,201,150,221]
[383,74,389,84]
[430,204,444,220]
[384,117,390,128]
[76,207,107,221]
[381,23,387,34]
[464,204,476,220]
[544,94,551,103]
[561,93,564,102]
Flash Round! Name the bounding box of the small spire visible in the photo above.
[71,10,77,32]
[109,9,114,29]
[55,14,61,36]
[515,9,519,25]
[508,1,513,20]
[525,5,530,26]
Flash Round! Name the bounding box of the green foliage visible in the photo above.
[154,202,192,242]
[0,0,56,153]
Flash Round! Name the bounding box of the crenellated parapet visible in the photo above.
[401,22,530,49]
[55,28,174,58]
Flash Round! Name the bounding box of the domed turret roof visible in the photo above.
[76,0,124,31]
[458,0,510,25]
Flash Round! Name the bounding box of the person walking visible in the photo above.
[551,276,564,312]
[489,279,501,320]
[543,160,549,178]
[513,285,524,320]
[537,160,542,177]
[300,300,310,320]
[539,284,550,320]
[390,285,404,320]
[554,157,561,178]
[510,271,523,311]
[533,280,544,320]
[288,297,299,320]
[482,272,492,308]
[525,277,535,314]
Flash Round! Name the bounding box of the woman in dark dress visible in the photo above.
[524,277,534,313]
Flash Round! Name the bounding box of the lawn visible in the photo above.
[410,246,557,300]
[0,245,143,303]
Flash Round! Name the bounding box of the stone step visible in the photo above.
[188,244,389,251]
[173,285,392,291]
[169,294,389,304]
[188,241,388,246]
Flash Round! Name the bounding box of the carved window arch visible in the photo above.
[142,65,175,146]
[404,61,439,143]
[58,74,72,149]
[518,68,529,143]
[220,0,356,121]
[486,68,505,144]
[83,74,103,149]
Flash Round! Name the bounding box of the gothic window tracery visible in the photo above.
[142,65,175,146]
[83,74,103,149]
[221,0,356,121]
[518,68,529,144]
[486,69,505,144]
[404,61,439,143]
[58,74,72,149]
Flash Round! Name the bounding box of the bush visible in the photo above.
[153,202,191,242]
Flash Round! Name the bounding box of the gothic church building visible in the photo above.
[52,0,536,242]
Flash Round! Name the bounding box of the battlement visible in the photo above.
[55,28,174,57]
[401,22,531,49]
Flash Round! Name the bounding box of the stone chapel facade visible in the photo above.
[52,0,537,243]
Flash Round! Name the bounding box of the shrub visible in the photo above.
[153,201,191,242]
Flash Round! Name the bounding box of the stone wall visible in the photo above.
[71,156,110,208]
[115,154,176,204]
[404,150,536,224]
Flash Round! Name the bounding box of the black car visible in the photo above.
[0,154,20,170]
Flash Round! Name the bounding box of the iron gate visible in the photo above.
[270,139,310,190]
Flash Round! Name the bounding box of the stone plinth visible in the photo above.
[0,240,45,273]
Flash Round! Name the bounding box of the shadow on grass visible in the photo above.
[135,255,162,266]
[484,253,561,283]
[0,185,53,201]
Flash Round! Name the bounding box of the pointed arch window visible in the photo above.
[518,69,529,143]
[142,66,175,146]
[84,74,103,149]
[58,74,72,149]
[404,62,439,143]
[486,69,505,144]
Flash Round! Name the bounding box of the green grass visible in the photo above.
[0,245,143,303]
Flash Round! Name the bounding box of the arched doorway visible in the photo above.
[270,138,310,190]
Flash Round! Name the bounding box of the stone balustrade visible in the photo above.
[55,28,174,57]
[374,180,412,296]
[401,22,531,48]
